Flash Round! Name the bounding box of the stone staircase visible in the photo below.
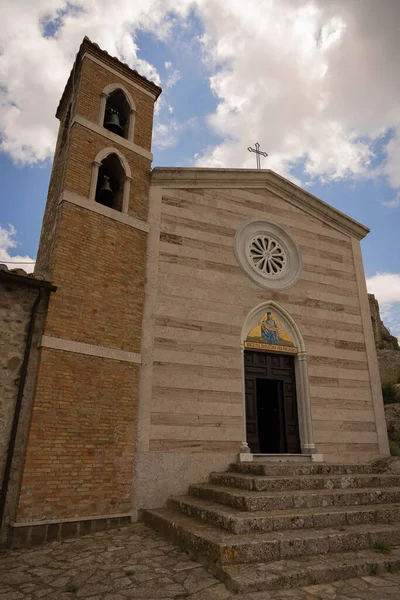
[143,461,400,593]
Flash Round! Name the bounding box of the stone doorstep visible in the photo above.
[219,547,400,593]
[251,454,313,463]
[235,462,374,475]
[143,507,400,565]
[189,483,400,512]
[168,495,400,535]
[210,471,400,492]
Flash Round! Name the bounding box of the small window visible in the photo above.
[95,153,125,211]
[103,89,130,139]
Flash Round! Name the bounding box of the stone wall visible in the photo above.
[133,172,386,513]
[0,267,51,542]
[151,185,379,461]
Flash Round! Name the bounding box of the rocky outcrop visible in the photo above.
[369,293,399,351]
[369,293,400,384]
[385,404,400,443]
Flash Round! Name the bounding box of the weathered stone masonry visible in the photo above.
[0,266,55,544]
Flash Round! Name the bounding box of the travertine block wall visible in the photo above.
[148,184,380,463]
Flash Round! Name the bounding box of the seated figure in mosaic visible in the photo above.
[261,312,280,344]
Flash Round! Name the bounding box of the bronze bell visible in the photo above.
[104,108,123,135]
[96,175,113,208]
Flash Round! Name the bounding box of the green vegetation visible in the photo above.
[373,541,392,554]
[367,563,378,575]
[382,382,398,404]
[389,440,400,456]
[65,583,78,593]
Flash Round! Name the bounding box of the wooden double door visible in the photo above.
[244,350,301,454]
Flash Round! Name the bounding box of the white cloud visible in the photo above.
[193,0,400,193]
[153,117,196,150]
[165,69,181,88]
[0,224,35,272]
[0,0,192,163]
[1,0,400,198]
[367,273,400,305]
[383,194,400,209]
[367,272,400,340]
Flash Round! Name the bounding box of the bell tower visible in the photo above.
[12,38,162,539]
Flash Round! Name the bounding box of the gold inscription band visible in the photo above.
[244,341,298,355]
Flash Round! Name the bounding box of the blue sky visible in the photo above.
[0,0,399,337]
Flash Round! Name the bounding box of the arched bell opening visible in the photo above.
[103,89,130,139]
[95,153,125,211]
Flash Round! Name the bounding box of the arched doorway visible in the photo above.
[240,301,317,455]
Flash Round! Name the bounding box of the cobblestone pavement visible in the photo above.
[1,523,400,599]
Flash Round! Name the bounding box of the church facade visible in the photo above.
[5,38,389,544]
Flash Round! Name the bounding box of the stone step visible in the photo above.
[143,507,400,565]
[220,547,400,592]
[210,471,400,492]
[189,483,400,511]
[168,495,400,535]
[252,453,312,463]
[231,462,375,476]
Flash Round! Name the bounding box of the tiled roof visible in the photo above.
[0,263,41,279]
[0,264,56,290]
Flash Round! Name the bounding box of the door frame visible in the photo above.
[245,352,300,454]
[240,300,318,456]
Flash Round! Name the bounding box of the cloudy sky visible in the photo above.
[0,0,399,337]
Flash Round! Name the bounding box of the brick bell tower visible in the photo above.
[11,38,161,543]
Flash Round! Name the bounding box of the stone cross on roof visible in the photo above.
[248,142,268,169]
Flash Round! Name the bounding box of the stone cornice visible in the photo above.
[72,115,153,161]
[60,191,149,233]
[41,335,141,364]
[151,168,370,241]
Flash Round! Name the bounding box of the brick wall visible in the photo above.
[17,349,139,521]
[75,57,155,150]
[35,106,71,280]
[15,42,155,524]
[64,125,151,221]
[45,202,146,351]
[35,45,157,281]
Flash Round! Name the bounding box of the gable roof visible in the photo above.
[151,167,369,240]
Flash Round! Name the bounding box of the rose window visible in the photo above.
[247,235,287,278]
[234,219,302,290]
